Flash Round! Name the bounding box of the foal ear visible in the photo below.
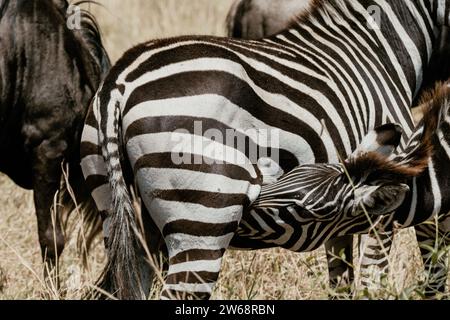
[354,183,409,216]
[351,124,403,158]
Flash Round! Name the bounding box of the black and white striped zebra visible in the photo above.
[81,0,450,299]
[226,0,450,296]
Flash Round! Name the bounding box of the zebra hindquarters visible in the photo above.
[133,147,261,299]
[415,221,450,299]
[80,103,153,299]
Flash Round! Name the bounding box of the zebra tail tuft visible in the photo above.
[96,90,144,300]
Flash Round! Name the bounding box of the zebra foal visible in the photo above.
[81,0,450,299]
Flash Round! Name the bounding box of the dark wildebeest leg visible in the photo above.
[31,137,67,286]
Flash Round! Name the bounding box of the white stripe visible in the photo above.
[91,184,111,212]
[81,155,107,177]
[81,125,99,146]
[402,177,418,227]
[168,258,223,274]
[438,129,450,158]
[437,0,447,25]
[428,158,442,216]
[164,233,234,260]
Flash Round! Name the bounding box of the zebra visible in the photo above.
[0,0,109,281]
[226,0,450,296]
[226,0,310,39]
[81,0,450,299]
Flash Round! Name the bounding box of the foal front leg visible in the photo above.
[32,139,66,288]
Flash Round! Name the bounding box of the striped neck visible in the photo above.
[280,0,438,100]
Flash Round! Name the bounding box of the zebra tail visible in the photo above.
[96,90,144,300]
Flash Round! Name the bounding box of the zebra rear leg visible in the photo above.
[415,222,449,299]
[144,199,242,300]
[161,248,229,300]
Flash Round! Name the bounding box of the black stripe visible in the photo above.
[163,220,238,237]
[80,141,101,158]
[152,189,249,209]
[84,174,108,192]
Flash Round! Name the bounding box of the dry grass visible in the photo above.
[0,0,447,300]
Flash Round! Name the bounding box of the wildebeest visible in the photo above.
[0,0,109,280]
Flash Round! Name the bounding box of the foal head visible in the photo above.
[253,123,430,221]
